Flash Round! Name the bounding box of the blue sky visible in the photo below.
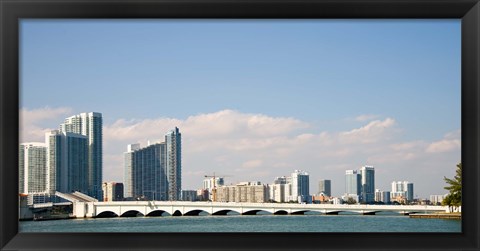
[20,19,461,198]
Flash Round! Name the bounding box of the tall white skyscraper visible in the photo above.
[124,142,167,200]
[360,165,375,203]
[124,127,181,201]
[166,127,181,201]
[290,170,309,202]
[60,112,103,200]
[19,143,47,194]
[46,130,88,194]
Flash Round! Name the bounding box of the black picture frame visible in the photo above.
[1,0,479,250]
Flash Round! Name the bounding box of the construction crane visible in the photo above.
[204,173,229,202]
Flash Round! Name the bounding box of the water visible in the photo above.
[19,214,461,232]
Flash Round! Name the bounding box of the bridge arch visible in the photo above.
[146,210,167,217]
[242,209,273,215]
[212,209,241,215]
[95,211,118,218]
[274,210,288,215]
[121,210,144,217]
[172,210,182,216]
[290,210,309,215]
[184,209,209,216]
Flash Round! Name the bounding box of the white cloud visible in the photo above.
[242,159,263,169]
[20,106,73,142]
[355,114,380,122]
[426,139,461,153]
[425,130,461,153]
[340,118,396,144]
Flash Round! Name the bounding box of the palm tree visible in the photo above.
[442,163,462,212]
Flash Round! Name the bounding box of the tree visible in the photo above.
[442,163,462,212]
[345,197,357,205]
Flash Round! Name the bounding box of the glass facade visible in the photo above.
[345,170,361,196]
[360,166,375,203]
[19,143,47,194]
[291,170,309,202]
[124,143,167,201]
[166,127,182,201]
[60,112,103,200]
[318,179,331,197]
[46,130,88,194]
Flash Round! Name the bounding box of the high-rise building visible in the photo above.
[124,142,167,201]
[46,130,88,194]
[391,181,414,202]
[345,170,361,197]
[318,179,331,197]
[19,143,47,194]
[290,170,309,202]
[269,183,286,202]
[273,176,288,184]
[374,189,391,204]
[406,182,414,202]
[165,127,182,201]
[102,182,124,201]
[360,165,375,203]
[60,112,103,200]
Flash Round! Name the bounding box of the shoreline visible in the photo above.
[409,213,461,220]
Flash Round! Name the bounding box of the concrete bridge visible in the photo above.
[71,201,449,218]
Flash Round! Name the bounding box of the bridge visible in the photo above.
[71,201,449,218]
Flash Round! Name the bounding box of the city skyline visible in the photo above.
[20,20,460,198]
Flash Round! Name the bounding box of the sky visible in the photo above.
[19,19,461,199]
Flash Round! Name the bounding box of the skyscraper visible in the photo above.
[46,130,88,194]
[166,127,182,201]
[406,182,414,202]
[291,170,309,202]
[318,179,331,197]
[360,165,375,203]
[124,127,182,201]
[124,142,167,201]
[391,181,414,202]
[345,170,361,197]
[60,112,103,200]
[19,143,47,194]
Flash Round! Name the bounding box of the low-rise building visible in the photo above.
[196,189,209,201]
[312,193,330,204]
[430,194,447,205]
[216,182,269,203]
[102,182,124,201]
